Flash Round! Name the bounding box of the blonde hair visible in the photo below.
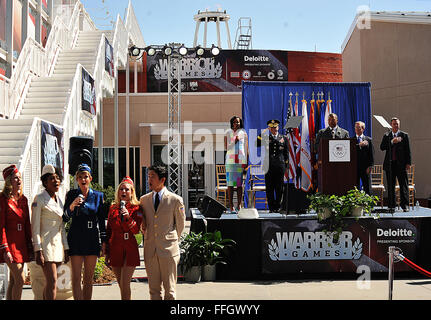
[0,173,23,200]
[113,182,140,206]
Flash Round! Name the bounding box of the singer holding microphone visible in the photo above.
[106,177,143,300]
[63,164,106,300]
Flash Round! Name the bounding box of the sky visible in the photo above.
[81,0,431,53]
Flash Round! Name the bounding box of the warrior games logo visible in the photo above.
[268,231,363,261]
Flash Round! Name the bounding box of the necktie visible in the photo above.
[357,136,362,144]
[154,192,160,212]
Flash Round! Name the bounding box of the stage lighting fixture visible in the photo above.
[146,47,156,56]
[196,46,205,56]
[130,46,141,57]
[163,45,173,56]
[211,45,220,56]
[179,45,188,56]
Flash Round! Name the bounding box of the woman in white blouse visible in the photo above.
[31,165,69,300]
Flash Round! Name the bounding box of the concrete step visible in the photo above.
[56,57,94,63]
[0,125,32,133]
[26,91,69,98]
[28,86,70,93]
[0,133,29,141]
[21,108,64,115]
[22,102,65,109]
[21,108,64,117]
[31,81,72,88]
[0,140,26,148]
[61,49,96,55]
[0,156,21,165]
[55,63,94,69]
[0,148,23,156]
[0,119,34,126]
[19,114,63,124]
[25,96,67,103]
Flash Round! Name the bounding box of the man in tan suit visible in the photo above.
[140,166,186,300]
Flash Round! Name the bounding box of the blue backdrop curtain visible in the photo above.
[242,81,372,209]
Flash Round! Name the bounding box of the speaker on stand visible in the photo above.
[68,136,94,176]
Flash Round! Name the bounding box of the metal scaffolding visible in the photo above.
[167,52,182,196]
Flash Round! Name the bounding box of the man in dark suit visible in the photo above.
[380,117,412,212]
[355,121,374,195]
[256,119,289,212]
[315,113,350,152]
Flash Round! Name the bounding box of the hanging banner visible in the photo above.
[13,0,22,57]
[41,121,64,176]
[262,218,422,274]
[0,0,6,45]
[105,38,114,77]
[82,68,96,116]
[146,49,288,93]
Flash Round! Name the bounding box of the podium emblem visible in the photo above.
[329,140,351,162]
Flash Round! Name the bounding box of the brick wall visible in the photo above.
[288,51,343,82]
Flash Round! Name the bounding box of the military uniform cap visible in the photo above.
[267,119,280,128]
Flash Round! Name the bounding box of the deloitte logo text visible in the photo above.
[244,55,270,62]
[377,228,415,237]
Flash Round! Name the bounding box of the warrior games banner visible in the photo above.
[41,121,64,176]
[146,50,288,93]
[262,218,425,274]
[105,38,114,77]
[82,68,96,116]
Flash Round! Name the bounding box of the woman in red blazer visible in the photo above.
[106,177,143,300]
[0,165,33,300]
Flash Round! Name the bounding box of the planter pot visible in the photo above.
[183,266,201,283]
[202,264,216,281]
[351,206,364,217]
[317,208,332,220]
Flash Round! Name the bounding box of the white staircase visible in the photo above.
[18,30,113,126]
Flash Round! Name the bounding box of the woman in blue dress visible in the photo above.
[63,164,106,300]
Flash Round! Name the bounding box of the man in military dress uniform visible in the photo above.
[256,119,289,212]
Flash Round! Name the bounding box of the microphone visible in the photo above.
[120,200,126,221]
[77,194,85,216]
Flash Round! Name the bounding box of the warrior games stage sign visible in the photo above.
[146,50,288,93]
[262,218,424,274]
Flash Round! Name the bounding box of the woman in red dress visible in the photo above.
[0,165,33,300]
[105,177,143,300]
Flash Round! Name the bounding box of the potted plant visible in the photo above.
[343,187,379,217]
[179,232,206,282]
[307,193,342,221]
[201,231,236,281]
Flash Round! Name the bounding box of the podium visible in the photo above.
[318,139,357,196]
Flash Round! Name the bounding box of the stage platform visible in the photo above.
[190,207,431,280]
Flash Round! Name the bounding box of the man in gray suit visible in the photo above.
[315,113,350,152]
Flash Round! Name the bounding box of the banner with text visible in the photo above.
[105,38,114,77]
[262,218,422,274]
[41,121,64,176]
[146,49,289,93]
[82,68,96,116]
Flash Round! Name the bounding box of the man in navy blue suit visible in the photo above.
[380,118,412,212]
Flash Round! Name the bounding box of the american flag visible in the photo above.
[286,99,301,189]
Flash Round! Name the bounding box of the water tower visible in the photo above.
[193,9,232,49]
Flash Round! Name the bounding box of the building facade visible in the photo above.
[342,12,431,201]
